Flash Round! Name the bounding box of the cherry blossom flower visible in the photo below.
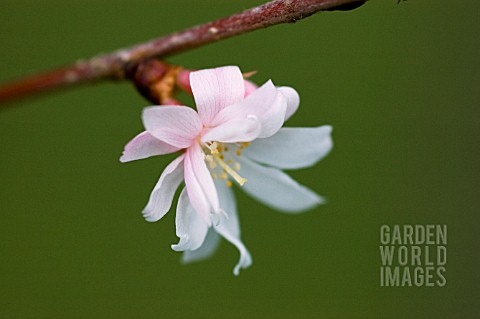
[120,66,333,275]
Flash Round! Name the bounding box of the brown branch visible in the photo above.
[0,0,365,106]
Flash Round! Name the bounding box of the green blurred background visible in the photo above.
[1,0,479,318]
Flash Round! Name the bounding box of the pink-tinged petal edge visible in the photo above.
[184,143,220,225]
[244,80,257,97]
[120,131,180,163]
[190,66,245,126]
[142,154,185,222]
[211,80,287,138]
[178,70,255,98]
[201,116,262,144]
[211,80,277,125]
[142,106,202,149]
[176,69,192,94]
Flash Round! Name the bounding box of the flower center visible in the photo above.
[202,141,250,187]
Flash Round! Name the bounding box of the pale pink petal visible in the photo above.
[142,154,185,222]
[278,86,300,121]
[236,155,325,212]
[244,80,257,97]
[213,180,252,275]
[190,66,245,125]
[211,80,276,124]
[201,116,261,143]
[120,131,180,163]
[211,80,288,138]
[243,126,333,169]
[176,69,192,94]
[184,143,220,225]
[162,98,183,106]
[142,106,202,149]
[184,153,210,225]
[171,187,209,251]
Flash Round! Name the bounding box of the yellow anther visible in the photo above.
[240,142,250,149]
[220,171,228,180]
[210,142,219,154]
[236,149,242,156]
[226,180,233,187]
[214,155,247,186]
[227,159,234,164]
[234,163,241,172]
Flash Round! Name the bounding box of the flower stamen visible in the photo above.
[202,141,248,186]
[214,155,247,186]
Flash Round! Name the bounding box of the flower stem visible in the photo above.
[0,0,366,106]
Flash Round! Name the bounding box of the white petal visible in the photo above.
[242,126,333,169]
[236,156,325,213]
[182,229,221,264]
[214,180,252,276]
[142,106,202,148]
[142,154,185,222]
[184,143,220,225]
[278,86,300,121]
[211,80,287,138]
[172,187,209,251]
[120,131,180,163]
[190,66,245,125]
[201,116,261,143]
[256,90,287,138]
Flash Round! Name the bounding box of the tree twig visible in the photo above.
[0,0,365,105]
